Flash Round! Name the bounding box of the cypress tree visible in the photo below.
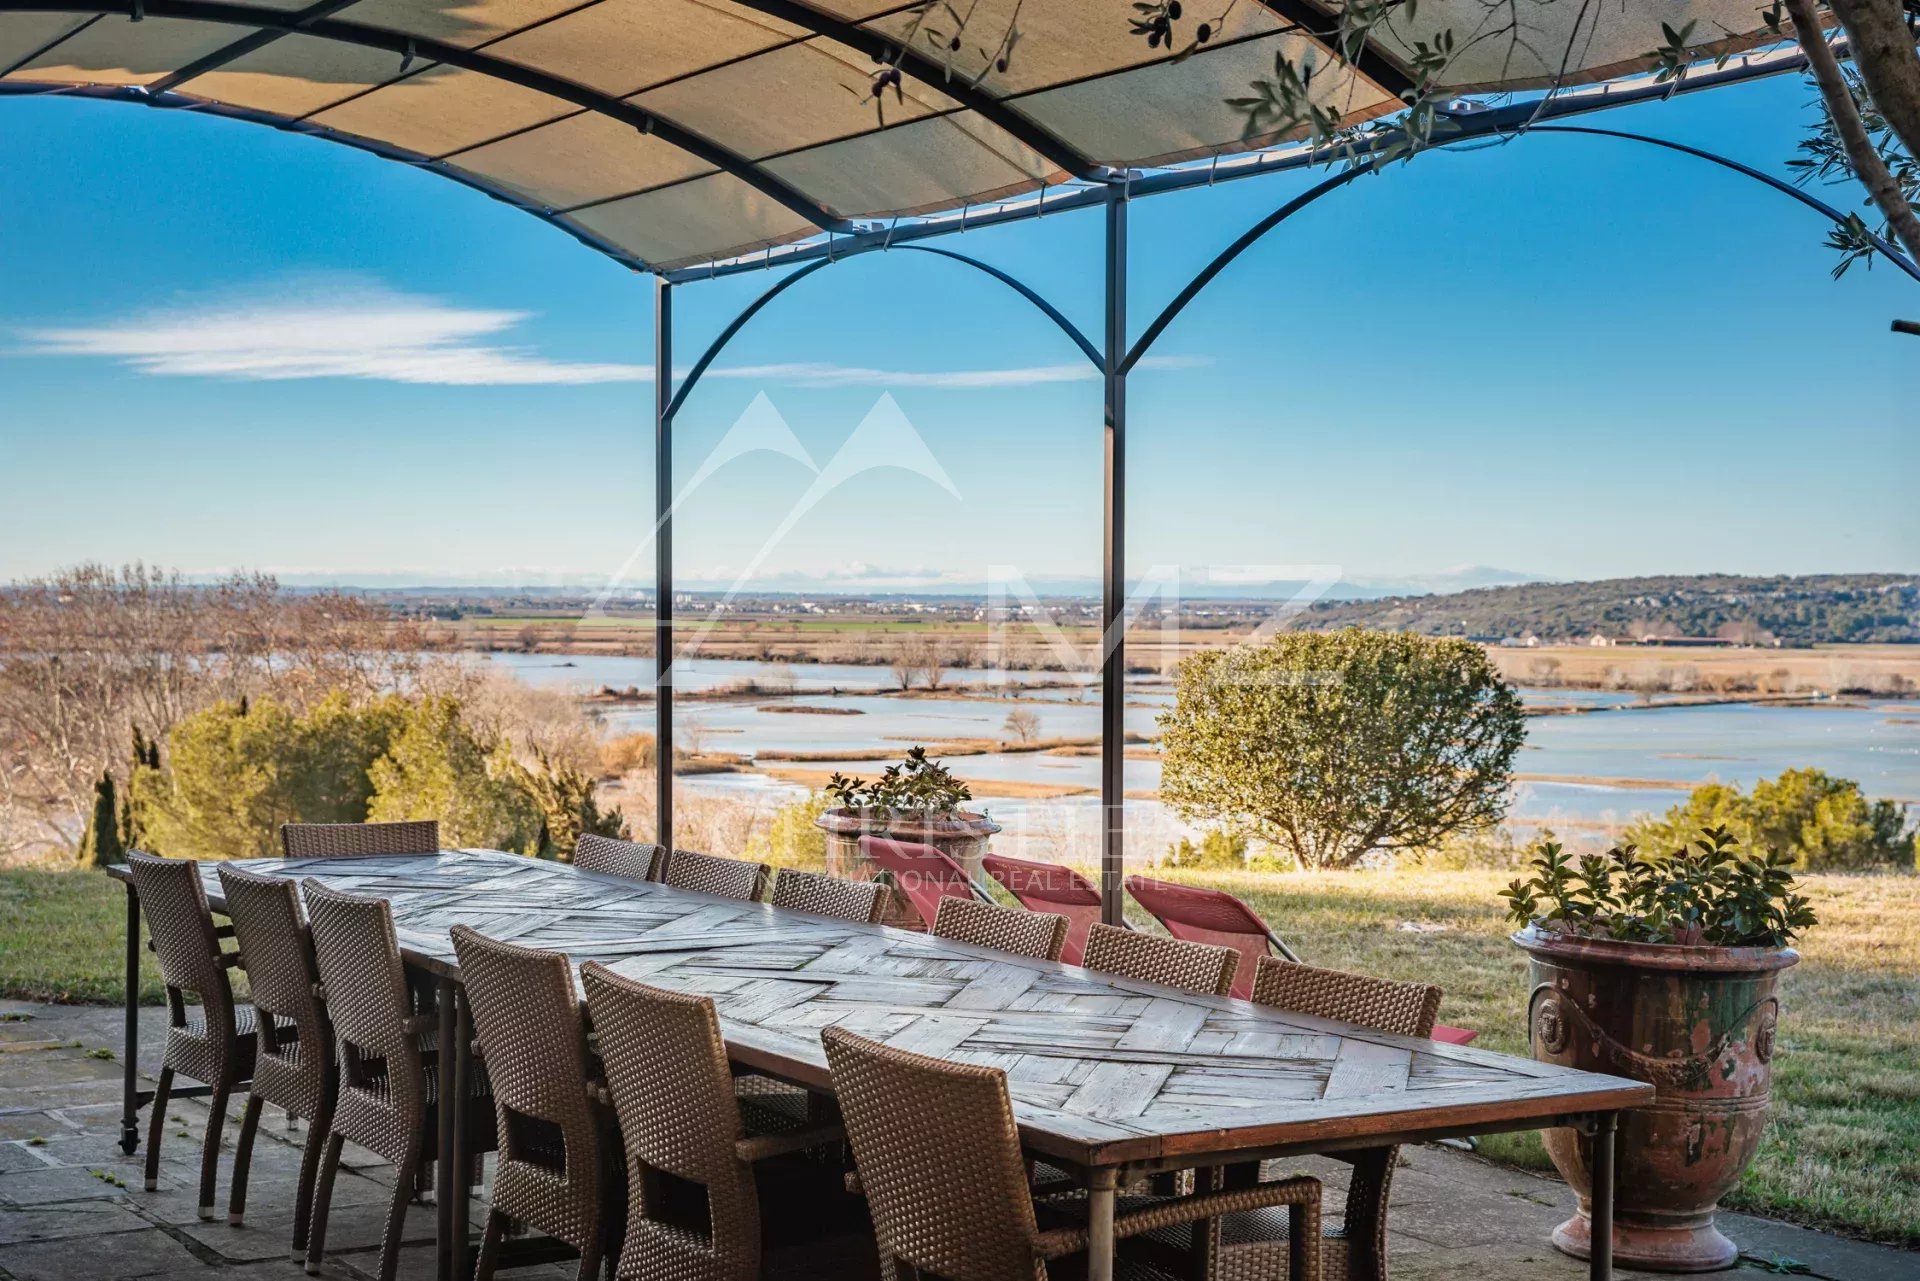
[80,771,126,866]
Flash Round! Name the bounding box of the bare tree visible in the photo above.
[1003,707,1042,743]
[0,564,397,859]
[918,640,947,692]
[888,636,918,691]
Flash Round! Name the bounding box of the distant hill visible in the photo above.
[1299,574,1920,645]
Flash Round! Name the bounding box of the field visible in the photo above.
[2,864,1913,1243]
[430,609,1920,698]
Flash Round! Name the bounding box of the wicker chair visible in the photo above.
[1126,877,1475,1044]
[931,896,1069,961]
[663,849,768,902]
[576,833,666,882]
[1081,922,1238,996]
[215,866,334,1252]
[1245,958,1443,1281]
[301,880,496,1281]
[581,961,849,1281]
[126,852,256,1219]
[770,869,889,924]
[822,1024,1323,1281]
[981,853,1105,964]
[451,926,612,1281]
[281,821,440,860]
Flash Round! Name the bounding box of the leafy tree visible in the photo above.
[1627,768,1914,871]
[78,771,125,867]
[1158,630,1526,870]
[367,696,543,854]
[506,744,629,861]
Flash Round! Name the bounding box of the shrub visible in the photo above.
[747,790,832,872]
[1500,827,1817,947]
[1164,828,1249,870]
[1625,768,1914,872]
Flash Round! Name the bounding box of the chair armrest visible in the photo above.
[1033,1175,1323,1264]
[734,1124,844,1163]
[1110,1176,1320,1242]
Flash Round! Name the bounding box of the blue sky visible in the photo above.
[2,71,1916,594]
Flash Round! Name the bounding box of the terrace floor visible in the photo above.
[1,1000,1912,1281]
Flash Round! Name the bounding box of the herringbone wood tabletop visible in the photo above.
[168,848,1649,1168]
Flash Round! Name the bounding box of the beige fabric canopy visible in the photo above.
[1,0,1774,271]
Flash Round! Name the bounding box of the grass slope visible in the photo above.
[2,864,1912,1242]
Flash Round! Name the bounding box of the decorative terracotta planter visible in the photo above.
[1513,926,1797,1272]
[815,807,1001,929]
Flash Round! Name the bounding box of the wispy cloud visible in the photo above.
[14,284,1209,389]
[18,287,649,386]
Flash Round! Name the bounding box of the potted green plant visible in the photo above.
[815,747,999,924]
[1501,827,1816,1273]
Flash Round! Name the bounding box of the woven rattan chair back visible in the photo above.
[932,896,1069,962]
[581,960,761,1281]
[981,853,1103,964]
[300,880,464,1281]
[300,879,427,1147]
[575,833,666,881]
[1251,959,1440,1039]
[128,851,232,1016]
[664,848,768,902]
[126,851,251,1215]
[218,865,329,1113]
[770,869,888,923]
[451,926,602,1271]
[1250,957,1440,1281]
[216,864,336,1241]
[281,820,439,860]
[1082,922,1237,996]
[822,1024,1044,1281]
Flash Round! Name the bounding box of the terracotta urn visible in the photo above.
[815,807,1000,929]
[1513,926,1797,1272]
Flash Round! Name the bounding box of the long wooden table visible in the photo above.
[111,849,1652,1281]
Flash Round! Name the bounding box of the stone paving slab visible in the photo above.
[2,999,1914,1281]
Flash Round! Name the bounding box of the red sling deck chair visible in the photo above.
[857,835,985,929]
[981,853,1105,965]
[1124,875,1478,1044]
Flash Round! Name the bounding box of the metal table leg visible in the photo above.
[1590,1111,1616,1281]
[119,881,141,1155]
[1087,1166,1118,1281]
[435,977,457,1281]
[449,987,475,1281]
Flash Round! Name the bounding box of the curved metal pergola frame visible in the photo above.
[642,110,1919,909]
[8,22,1915,924]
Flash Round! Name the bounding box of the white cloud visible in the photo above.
[18,289,651,386]
[15,284,1210,389]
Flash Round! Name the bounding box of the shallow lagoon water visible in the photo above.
[476,653,1920,833]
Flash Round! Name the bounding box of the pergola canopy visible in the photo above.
[2,0,1774,271]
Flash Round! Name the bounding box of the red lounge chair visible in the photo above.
[857,835,983,929]
[981,853,1104,965]
[1124,875,1477,1044]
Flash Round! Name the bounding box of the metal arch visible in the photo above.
[1120,158,1384,375]
[1123,120,1920,372]
[1527,124,1920,285]
[665,242,1100,420]
[723,0,1098,180]
[0,0,852,238]
[0,81,656,271]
